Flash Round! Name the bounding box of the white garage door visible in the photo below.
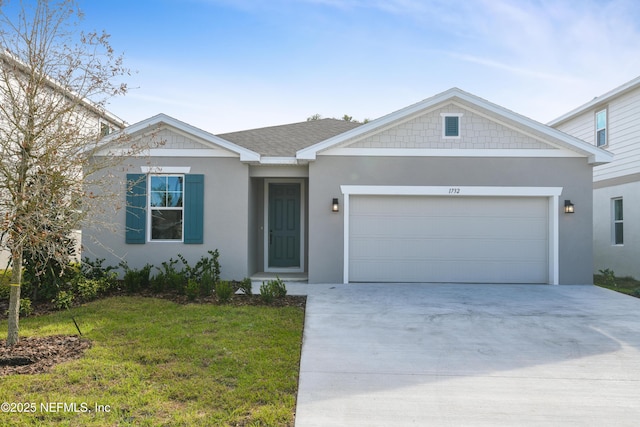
[349,195,549,283]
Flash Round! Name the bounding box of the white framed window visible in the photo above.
[596,109,607,147]
[441,113,463,138]
[149,174,184,241]
[612,197,623,245]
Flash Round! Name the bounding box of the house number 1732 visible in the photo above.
[448,188,461,194]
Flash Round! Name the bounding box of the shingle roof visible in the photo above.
[217,118,362,157]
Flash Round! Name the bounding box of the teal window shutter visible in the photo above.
[126,174,147,244]
[184,174,204,244]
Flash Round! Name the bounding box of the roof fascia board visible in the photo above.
[323,148,582,158]
[98,113,261,162]
[260,157,300,165]
[0,50,126,129]
[548,76,640,127]
[451,92,613,164]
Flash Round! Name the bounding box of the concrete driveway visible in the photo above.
[291,283,640,426]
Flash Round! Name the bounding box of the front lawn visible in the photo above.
[0,296,305,426]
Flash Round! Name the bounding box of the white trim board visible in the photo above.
[340,185,562,285]
[103,148,238,158]
[141,166,191,174]
[321,148,582,158]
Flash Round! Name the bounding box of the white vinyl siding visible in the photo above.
[348,195,549,283]
[554,87,640,182]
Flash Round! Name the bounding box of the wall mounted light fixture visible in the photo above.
[332,198,339,213]
[564,200,575,214]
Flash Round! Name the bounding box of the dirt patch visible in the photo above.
[0,335,91,376]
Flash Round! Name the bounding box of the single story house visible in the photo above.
[85,88,612,284]
[549,76,640,278]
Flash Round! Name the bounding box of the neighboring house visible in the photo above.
[86,88,611,284]
[549,76,640,278]
[0,52,126,269]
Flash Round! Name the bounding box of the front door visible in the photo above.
[268,183,301,268]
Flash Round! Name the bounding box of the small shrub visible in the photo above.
[200,270,216,296]
[53,291,74,310]
[238,277,252,296]
[215,280,233,304]
[260,282,274,304]
[6,298,33,317]
[152,259,186,294]
[632,287,640,298]
[186,279,200,301]
[271,277,287,298]
[177,250,221,284]
[81,257,118,280]
[73,277,115,302]
[123,269,140,293]
[260,278,287,303]
[74,278,101,301]
[19,298,32,317]
[122,263,152,293]
[0,283,9,302]
[599,268,617,287]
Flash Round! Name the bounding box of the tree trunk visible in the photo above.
[6,248,22,347]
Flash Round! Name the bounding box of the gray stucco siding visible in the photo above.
[83,157,250,280]
[308,156,594,285]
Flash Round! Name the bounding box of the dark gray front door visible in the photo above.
[268,183,301,268]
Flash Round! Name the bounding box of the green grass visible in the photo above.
[0,296,305,426]
[594,274,640,297]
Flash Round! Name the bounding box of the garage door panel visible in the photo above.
[352,217,547,239]
[349,195,549,283]
[350,259,548,283]
[350,237,547,260]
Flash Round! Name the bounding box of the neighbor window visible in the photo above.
[150,175,184,241]
[99,121,111,137]
[612,197,623,245]
[442,113,463,138]
[596,109,607,147]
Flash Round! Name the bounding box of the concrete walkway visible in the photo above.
[289,283,640,426]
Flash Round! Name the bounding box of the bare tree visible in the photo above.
[0,0,131,346]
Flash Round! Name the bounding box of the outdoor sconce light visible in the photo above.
[332,198,340,213]
[564,200,575,214]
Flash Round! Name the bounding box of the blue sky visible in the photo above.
[71,0,640,133]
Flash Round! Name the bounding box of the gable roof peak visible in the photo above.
[98,113,261,162]
[296,88,612,165]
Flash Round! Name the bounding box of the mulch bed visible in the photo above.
[0,292,306,376]
[142,291,307,309]
[0,335,92,376]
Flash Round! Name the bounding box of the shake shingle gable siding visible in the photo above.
[217,119,362,157]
